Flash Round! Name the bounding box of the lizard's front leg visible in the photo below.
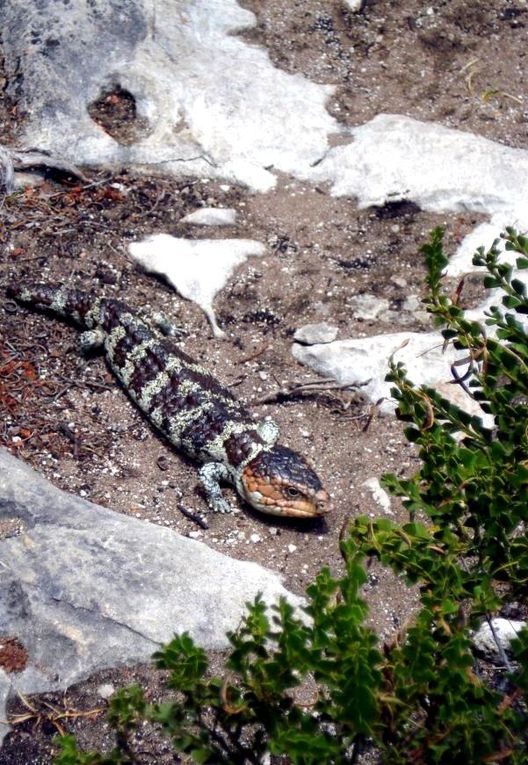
[198,462,238,513]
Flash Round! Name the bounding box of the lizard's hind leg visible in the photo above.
[77,328,106,354]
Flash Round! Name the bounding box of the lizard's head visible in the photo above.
[239,445,329,518]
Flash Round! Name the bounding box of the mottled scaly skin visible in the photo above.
[8,283,329,518]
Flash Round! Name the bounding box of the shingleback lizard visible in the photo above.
[8,283,329,519]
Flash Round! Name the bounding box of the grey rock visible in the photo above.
[402,295,421,313]
[347,294,389,321]
[181,208,237,226]
[377,309,415,327]
[0,146,14,192]
[414,311,431,325]
[2,0,336,192]
[472,618,526,662]
[0,673,9,746]
[293,323,339,345]
[0,449,303,745]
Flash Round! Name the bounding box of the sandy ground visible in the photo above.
[1,1,527,761]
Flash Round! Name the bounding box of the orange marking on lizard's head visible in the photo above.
[240,446,329,518]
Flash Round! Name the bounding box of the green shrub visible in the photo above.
[54,229,528,765]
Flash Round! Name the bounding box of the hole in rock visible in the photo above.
[0,636,28,673]
[0,516,26,539]
[372,200,422,220]
[88,85,150,145]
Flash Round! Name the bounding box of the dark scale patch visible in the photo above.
[128,347,169,395]
[7,283,95,325]
[61,290,95,323]
[146,373,184,414]
[224,429,263,467]
[160,337,201,368]
[122,320,154,345]
[180,401,247,455]
[99,299,137,333]
[177,364,239,403]
[156,389,210,439]
[248,445,324,492]
[128,352,160,396]
[7,283,56,307]
[110,333,139,369]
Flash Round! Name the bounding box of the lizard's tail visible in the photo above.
[7,282,98,327]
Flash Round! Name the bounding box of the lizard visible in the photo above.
[7,283,329,519]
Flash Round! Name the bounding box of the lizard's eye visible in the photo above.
[286,486,301,498]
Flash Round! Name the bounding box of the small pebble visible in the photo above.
[180,207,237,226]
[249,533,262,544]
[287,544,297,554]
[363,477,393,515]
[294,322,338,345]
[269,527,279,536]
[403,295,421,312]
[188,530,203,540]
[348,293,389,321]
[97,683,116,700]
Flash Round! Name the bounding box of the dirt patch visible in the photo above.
[0,638,28,674]
[1,0,525,761]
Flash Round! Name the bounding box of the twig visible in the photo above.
[178,503,209,530]
[83,379,115,391]
[47,177,112,198]
[253,378,366,406]
[150,153,218,169]
[485,614,512,672]
[237,343,270,364]
[362,398,384,432]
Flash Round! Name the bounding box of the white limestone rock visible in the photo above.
[97,683,116,700]
[129,234,265,337]
[363,477,393,515]
[472,618,526,662]
[308,114,528,279]
[293,330,457,414]
[0,146,14,191]
[181,207,237,226]
[292,327,495,424]
[311,114,528,216]
[343,0,364,10]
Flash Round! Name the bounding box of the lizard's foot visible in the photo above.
[198,462,239,514]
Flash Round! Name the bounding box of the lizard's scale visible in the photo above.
[8,283,329,519]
